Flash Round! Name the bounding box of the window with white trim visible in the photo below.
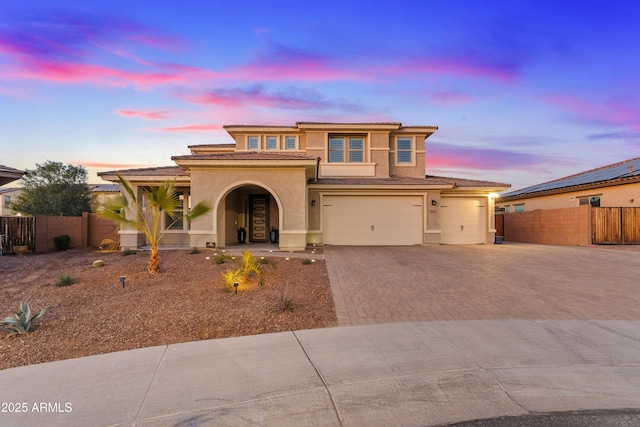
[285,136,297,150]
[328,136,365,163]
[514,204,525,212]
[266,136,278,150]
[248,136,259,150]
[397,137,413,164]
[165,193,185,230]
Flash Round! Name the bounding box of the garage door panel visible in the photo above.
[440,198,486,244]
[324,196,422,245]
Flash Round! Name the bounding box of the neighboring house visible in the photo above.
[0,164,24,187]
[0,188,22,216]
[497,158,640,211]
[90,183,121,212]
[99,122,509,250]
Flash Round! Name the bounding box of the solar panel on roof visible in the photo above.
[502,158,640,197]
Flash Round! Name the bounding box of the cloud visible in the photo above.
[541,93,640,130]
[115,109,172,120]
[156,124,223,132]
[425,143,551,171]
[588,131,640,140]
[181,85,363,111]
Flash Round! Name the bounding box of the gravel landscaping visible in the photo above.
[0,248,336,370]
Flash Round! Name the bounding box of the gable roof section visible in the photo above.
[500,157,640,201]
[0,164,24,186]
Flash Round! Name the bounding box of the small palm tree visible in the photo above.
[98,174,211,274]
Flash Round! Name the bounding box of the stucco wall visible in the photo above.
[498,182,640,211]
[503,205,591,246]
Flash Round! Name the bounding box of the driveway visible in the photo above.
[324,243,640,325]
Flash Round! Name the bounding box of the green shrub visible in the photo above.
[190,247,200,255]
[122,248,136,256]
[53,234,71,251]
[57,273,75,287]
[301,258,312,265]
[92,260,104,268]
[0,302,52,335]
[214,254,229,264]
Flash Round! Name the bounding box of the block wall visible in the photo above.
[503,205,591,246]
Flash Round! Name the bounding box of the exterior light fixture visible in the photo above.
[311,200,316,206]
[233,282,239,294]
[119,276,126,288]
[431,200,437,206]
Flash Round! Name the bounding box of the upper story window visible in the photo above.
[397,137,413,164]
[285,136,297,150]
[328,136,365,163]
[248,136,259,150]
[266,136,278,150]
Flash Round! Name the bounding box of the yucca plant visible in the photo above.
[0,302,52,335]
[221,250,264,291]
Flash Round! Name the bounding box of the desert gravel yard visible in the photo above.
[0,248,336,370]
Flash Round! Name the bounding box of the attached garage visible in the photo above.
[323,195,423,245]
[440,197,487,244]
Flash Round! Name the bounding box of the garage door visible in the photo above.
[440,197,486,244]
[323,196,422,245]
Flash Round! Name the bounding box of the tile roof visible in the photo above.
[500,157,640,199]
[97,166,188,177]
[90,184,121,192]
[172,152,318,161]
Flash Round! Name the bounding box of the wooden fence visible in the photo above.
[592,207,640,244]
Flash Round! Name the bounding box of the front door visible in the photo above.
[249,195,269,242]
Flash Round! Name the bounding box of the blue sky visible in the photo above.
[1,1,639,191]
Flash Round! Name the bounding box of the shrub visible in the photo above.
[214,254,229,264]
[190,247,200,255]
[122,248,136,256]
[302,258,312,265]
[276,295,297,313]
[53,234,71,251]
[221,250,264,291]
[92,260,104,268]
[0,302,52,335]
[57,273,75,287]
[99,238,119,252]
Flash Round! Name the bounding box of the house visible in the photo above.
[89,183,121,212]
[0,165,24,187]
[0,188,22,216]
[497,157,640,211]
[99,122,509,250]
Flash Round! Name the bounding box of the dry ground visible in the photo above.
[0,248,337,370]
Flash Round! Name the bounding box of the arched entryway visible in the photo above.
[218,184,280,246]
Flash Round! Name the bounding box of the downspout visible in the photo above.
[316,157,320,181]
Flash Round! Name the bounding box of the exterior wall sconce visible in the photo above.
[630,199,635,204]
[431,200,437,206]
[311,200,316,206]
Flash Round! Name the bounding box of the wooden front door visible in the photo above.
[249,195,269,242]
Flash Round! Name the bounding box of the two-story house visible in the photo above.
[98,122,509,250]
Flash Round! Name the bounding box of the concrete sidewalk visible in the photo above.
[1,320,640,426]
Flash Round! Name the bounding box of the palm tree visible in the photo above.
[98,174,211,274]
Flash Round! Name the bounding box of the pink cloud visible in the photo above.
[157,124,223,132]
[541,93,640,130]
[115,109,172,120]
[425,143,550,172]
[74,161,149,168]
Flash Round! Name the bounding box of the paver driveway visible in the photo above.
[324,243,640,326]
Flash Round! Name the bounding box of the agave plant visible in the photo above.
[0,302,52,335]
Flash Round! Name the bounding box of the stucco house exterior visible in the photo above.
[0,165,24,187]
[99,122,509,250]
[497,157,640,211]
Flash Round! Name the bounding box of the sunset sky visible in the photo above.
[1,1,639,191]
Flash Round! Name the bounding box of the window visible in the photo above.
[248,136,259,150]
[514,204,525,212]
[579,196,601,207]
[266,136,278,150]
[2,195,9,208]
[397,137,413,164]
[328,136,365,163]
[349,138,364,162]
[166,194,185,230]
[285,136,297,150]
[329,137,344,162]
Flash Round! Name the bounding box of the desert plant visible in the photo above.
[0,302,52,335]
[99,237,120,252]
[57,273,75,287]
[122,248,136,256]
[214,254,230,264]
[221,250,264,291]
[98,174,210,274]
[277,295,297,313]
[53,234,71,251]
[190,247,200,255]
[302,258,312,265]
[92,260,105,268]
